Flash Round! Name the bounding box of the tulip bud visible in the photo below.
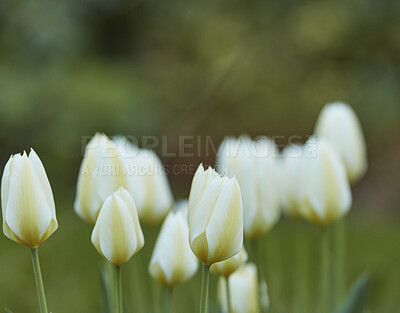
[211,247,248,277]
[230,263,260,313]
[74,133,127,224]
[314,102,367,184]
[1,149,58,248]
[91,187,144,265]
[149,207,198,288]
[217,136,280,239]
[217,263,260,313]
[280,144,304,217]
[113,137,173,225]
[299,137,352,226]
[188,164,243,265]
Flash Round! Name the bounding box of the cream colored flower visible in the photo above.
[91,188,144,265]
[217,136,280,239]
[74,133,127,224]
[315,102,367,184]
[217,263,260,313]
[1,149,58,247]
[149,207,198,288]
[299,137,352,225]
[188,164,243,265]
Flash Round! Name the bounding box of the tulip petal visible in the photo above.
[94,136,127,202]
[206,178,243,264]
[188,165,219,224]
[29,149,57,222]
[1,155,14,226]
[300,138,352,225]
[97,195,137,266]
[119,188,144,250]
[189,176,224,252]
[138,150,173,224]
[151,213,183,285]
[315,102,367,184]
[74,143,102,224]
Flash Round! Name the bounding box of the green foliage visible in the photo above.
[0,210,397,312]
[335,273,370,313]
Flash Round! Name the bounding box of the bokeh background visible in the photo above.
[0,0,399,312]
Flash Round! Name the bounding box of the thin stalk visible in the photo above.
[294,221,309,313]
[116,265,123,313]
[250,239,266,313]
[30,248,48,313]
[163,287,173,313]
[271,229,283,312]
[143,224,161,312]
[226,276,232,313]
[334,219,346,307]
[200,264,210,313]
[320,227,330,313]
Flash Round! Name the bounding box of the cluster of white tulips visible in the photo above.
[1,101,367,313]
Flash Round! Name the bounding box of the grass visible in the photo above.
[0,207,398,313]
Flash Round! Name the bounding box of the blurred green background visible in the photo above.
[0,0,399,312]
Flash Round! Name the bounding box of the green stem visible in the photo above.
[30,247,48,313]
[164,287,173,313]
[320,227,330,313]
[200,264,210,313]
[334,219,346,307]
[250,239,266,313]
[294,221,309,313]
[226,276,232,313]
[116,265,123,313]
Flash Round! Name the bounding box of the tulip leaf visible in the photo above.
[335,273,370,313]
[4,309,13,313]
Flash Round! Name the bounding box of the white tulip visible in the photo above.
[74,133,127,224]
[211,247,248,277]
[299,137,352,225]
[280,144,304,217]
[114,137,173,225]
[230,263,260,313]
[315,102,367,184]
[217,136,280,239]
[218,263,260,313]
[188,164,243,265]
[91,187,144,265]
[149,208,198,288]
[1,149,58,247]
